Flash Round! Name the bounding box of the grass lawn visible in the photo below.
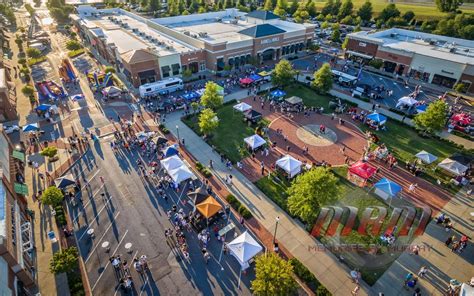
[27,56,46,66]
[285,84,335,111]
[311,0,474,20]
[256,166,416,285]
[182,103,256,163]
[68,48,85,58]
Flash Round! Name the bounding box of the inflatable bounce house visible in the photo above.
[58,59,77,83]
[86,71,113,91]
[35,81,65,101]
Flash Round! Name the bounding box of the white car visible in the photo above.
[4,125,20,134]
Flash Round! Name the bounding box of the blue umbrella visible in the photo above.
[367,113,387,124]
[374,178,401,196]
[182,92,199,101]
[270,89,286,98]
[36,104,52,112]
[22,123,39,132]
[250,74,262,81]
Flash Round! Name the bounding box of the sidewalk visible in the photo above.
[163,111,367,295]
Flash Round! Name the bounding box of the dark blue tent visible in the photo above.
[249,74,262,82]
[182,92,200,101]
[54,174,76,189]
[270,89,286,98]
[36,104,52,112]
[164,146,179,158]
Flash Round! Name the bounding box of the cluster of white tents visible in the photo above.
[244,134,266,150]
[160,154,194,184]
[415,150,469,176]
[275,155,302,178]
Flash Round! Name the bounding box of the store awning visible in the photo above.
[346,50,373,60]
[12,150,25,162]
[14,183,29,195]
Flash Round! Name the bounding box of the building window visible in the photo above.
[228,58,234,67]
[171,64,180,76]
[199,62,206,71]
[182,65,188,72]
[161,65,171,78]
[217,58,225,71]
[240,56,246,66]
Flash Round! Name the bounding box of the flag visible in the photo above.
[357,67,363,80]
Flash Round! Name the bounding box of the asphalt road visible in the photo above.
[65,138,253,296]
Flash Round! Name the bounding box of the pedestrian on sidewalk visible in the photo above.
[351,284,360,295]
[445,235,454,247]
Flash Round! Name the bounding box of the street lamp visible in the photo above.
[176,125,180,143]
[273,216,280,247]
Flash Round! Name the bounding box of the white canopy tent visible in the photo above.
[275,155,302,178]
[168,165,194,183]
[437,158,468,176]
[415,151,438,164]
[227,231,263,270]
[161,155,184,172]
[396,96,418,108]
[244,134,266,150]
[233,102,252,113]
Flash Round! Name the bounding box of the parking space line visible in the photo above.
[77,196,114,240]
[81,184,106,208]
[84,211,121,263]
[91,229,129,291]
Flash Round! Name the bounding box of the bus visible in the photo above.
[331,70,358,86]
[139,77,184,98]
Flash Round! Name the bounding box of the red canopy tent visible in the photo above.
[451,113,471,125]
[239,77,254,87]
[348,161,377,187]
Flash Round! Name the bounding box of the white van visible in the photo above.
[29,43,47,52]
[139,77,184,97]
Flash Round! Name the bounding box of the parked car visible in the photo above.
[4,125,20,134]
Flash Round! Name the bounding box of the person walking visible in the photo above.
[417,266,428,278]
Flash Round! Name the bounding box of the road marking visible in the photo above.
[77,196,114,240]
[84,211,121,263]
[80,184,106,208]
[91,229,129,291]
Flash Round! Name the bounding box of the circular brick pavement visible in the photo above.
[268,114,367,166]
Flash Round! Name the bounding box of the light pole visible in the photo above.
[273,216,280,246]
[176,125,180,143]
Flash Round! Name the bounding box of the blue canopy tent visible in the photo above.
[373,178,402,207]
[22,123,39,132]
[366,112,387,129]
[36,104,52,112]
[249,74,262,82]
[54,173,76,189]
[182,91,200,101]
[163,145,179,158]
[270,89,286,99]
[416,105,427,113]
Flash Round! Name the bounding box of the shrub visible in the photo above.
[40,146,58,158]
[65,40,82,51]
[195,162,212,178]
[67,48,85,58]
[454,82,467,93]
[368,59,383,69]
[226,194,253,219]
[41,186,64,206]
[26,47,42,59]
[54,206,67,226]
[289,258,330,294]
[18,58,27,65]
[21,85,35,97]
[50,247,79,274]
[158,124,170,134]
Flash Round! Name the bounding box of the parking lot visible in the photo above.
[65,139,254,295]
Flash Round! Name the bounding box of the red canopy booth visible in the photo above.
[239,77,254,88]
[348,161,377,187]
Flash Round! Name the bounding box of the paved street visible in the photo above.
[65,139,254,295]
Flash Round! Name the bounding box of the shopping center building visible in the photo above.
[345,28,474,92]
[72,7,315,87]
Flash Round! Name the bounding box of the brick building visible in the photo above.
[345,28,474,93]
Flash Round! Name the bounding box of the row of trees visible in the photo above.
[47,0,74,23]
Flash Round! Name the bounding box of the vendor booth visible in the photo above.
[347,161,377,187]
[243,110,262,123]
[181,91,200,101]
[102,86,122,98]
[285,96,303,106]
[373,178,402,207]
[155,136,168,146]
[188,186,209,205]
[415,151,438,164]
[163,145,179,158]
[249,74,262,83]
[161,155,184,172]
[269,89,286,100]
[244,134,266,150]
[239,77,254,87]
[233,102,252,113]
[415,105,427,114]
[437,158,468,176]
[227,231,263,287]
[366,112,387,130]
[196,196,222,220]
[275,155,302,178]
[168,165,194,184]
[54,173,76,189]
[22,123,40,133]
[449,113,472,134]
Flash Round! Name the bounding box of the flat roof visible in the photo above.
[350,28,474,65]
[76,12,195,56]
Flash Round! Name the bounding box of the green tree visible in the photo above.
[15,37,24,48]
[340,15,353,25]
[198,108,219,136]
[331,0,341,16]
[354,23,361,31]
[274,0,288,17]
[311,63,333,94]
[331,23,341,42]
[413,100,448,134]
[40,146,58,158]
[379,3,400,22]
[191,102,200,114]
[454,83,467,93]
[188,0,199,12]
[264,0,274,10]
[41,186,64,206]
[148,0,162,11]
[26,47,42,59]
[321,0,333,16]
[357,0,372,23]
[200,81,223,109]
[50,247,79,274]
[337,0,353,20]
[321,20,329,29]
[21,85,35,97]
[402,10,415,23]
[288,0,298,14]
[140,0,148,8]
[65,40,82,51]
[459,25,474,40]
[435,0,463,12]
[251,253,296,296]
[341,36,349,49]
[293,0,309,23]
[287,167,341,224]
[271,59,295,87]
[216,0,223,10]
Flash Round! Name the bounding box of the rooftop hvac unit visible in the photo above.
[166,46,172,50]
[157,41,163,45]
[132,28,138,33]
[215,17,222,22]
